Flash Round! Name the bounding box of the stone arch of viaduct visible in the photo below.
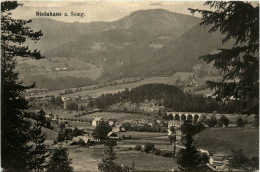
[167,112,205,122]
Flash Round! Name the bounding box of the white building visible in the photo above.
[92,117,104,127]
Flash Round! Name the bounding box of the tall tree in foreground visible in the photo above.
[189,2,259,114]
[177,133,204,171]
[98,144,136,172]
[98,145,120,172]
[46,146,73,172]
[1,1,44,171]
[28,114,50,172]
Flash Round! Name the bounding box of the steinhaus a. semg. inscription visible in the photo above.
[36,11,85,17]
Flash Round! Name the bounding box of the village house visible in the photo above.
[168,120,183,128]
[55,67,68,71]
[72,135,89,145]
[209,154,225,167]
[93,108,102,112]
[108,120,114,126]
[45,112,54,120]
[156,120,162,125]
[92,117,104,127]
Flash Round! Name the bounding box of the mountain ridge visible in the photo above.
[21,9,230,89]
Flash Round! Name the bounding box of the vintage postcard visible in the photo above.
[1,1,259,171]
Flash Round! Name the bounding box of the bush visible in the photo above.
[161,150,173,157]
[135,145,142,151]
[121,122,132,131]
[161,127,168,133]
[78,139,86,146]
[151,147,156,153]
[237,118,245,127]
[154,149,161,155]
[144,143,155,153]
[105,139,117,147]
[128,147,133,150]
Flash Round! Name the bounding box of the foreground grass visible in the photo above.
[67,146,178,172]
[115,151,178,171]
[193,128,259,156]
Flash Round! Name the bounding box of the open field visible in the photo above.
[117,132,167,139]
[47,129,173,171]
[61,72,194,97]
[66,145,178,172]
[74,112,159,123]
[117,132,171,150]
[16,57,102,80]
[115,151,178,171]
[26,72,201,98]
[193,128,259,156]
[42,110,155,123]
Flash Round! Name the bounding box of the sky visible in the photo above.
[10,1,211,23]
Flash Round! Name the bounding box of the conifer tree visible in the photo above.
[38,109,47,126]
[177,133,203,171]
[98,144,136,172]
[98,145,120,172]
[1,1,44,171]
[189,2,259,114]
[29,114,50,172]
[46,146,73,172]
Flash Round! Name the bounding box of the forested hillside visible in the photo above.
[17,9,231,89]
[93,84,243,113]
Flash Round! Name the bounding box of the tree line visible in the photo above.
[93,83,246,113]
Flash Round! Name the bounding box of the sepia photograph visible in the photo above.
[1,1,259,171]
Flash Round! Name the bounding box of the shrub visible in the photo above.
[144,143,155,153]
[154,149,161,155]
[161,150,173,157]
[78,139,86,146]
[151,147,156,153]
[121,122,132,131]
[135,145,142,151]
[105,139,117,147]
[161,127,168,133]
[237,118,245,127]
[128,147,133,150]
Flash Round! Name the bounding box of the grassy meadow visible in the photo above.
[193,128,259,156]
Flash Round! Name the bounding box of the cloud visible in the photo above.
[150,2,164,6]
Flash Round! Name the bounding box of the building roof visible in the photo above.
[92,117,103,121]
[212,156,224,162]
[108,132,119,137]
[72,136,89,143]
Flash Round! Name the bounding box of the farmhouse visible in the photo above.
[209,154,225,167]
[92,117,104,127]
[55,67,67,71]
[72,136,89,144]
[168,120,183,128]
